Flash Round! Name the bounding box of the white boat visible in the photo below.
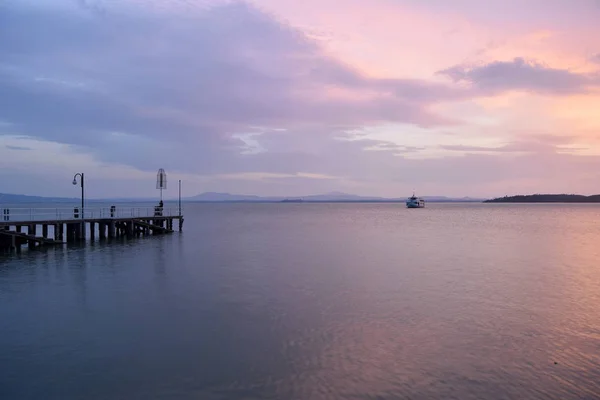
[406,193,425,208]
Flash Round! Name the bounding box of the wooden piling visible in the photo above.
[55,224,62,241]
[28,225,36,249]
[66,223,74,242]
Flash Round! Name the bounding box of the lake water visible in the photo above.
[2,203,600,399]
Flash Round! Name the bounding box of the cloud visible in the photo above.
[441,144,515,153]
[441,142,586,155]
[5,145,32,151]
[440,133,591,155]
[1,1,458,134]
[0,0,467,180]
[438,57,599,95]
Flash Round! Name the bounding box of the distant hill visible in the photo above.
[186,192,485,203]
[484,194,600,203]
[186,192,272,202]
[0,191,486,204]
[0,193,161,204]
[0,193,78,203]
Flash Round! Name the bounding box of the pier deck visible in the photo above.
[1,206,183,253]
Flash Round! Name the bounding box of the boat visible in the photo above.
[406,193,425,208]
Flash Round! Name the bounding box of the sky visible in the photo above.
[1,0,600,199]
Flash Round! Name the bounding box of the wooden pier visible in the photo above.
[0,206,183,253]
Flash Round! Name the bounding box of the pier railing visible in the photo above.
[1,207,182,223]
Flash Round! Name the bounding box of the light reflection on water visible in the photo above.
[1,203,600,399]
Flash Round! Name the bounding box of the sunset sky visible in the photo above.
[1,0,600,198]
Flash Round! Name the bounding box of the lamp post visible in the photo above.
[72,172,84,222]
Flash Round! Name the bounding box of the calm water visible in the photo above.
[2,203,600,399]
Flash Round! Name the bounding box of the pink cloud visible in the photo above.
[439,57,600,95]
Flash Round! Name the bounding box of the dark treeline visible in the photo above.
[485,194,600,203]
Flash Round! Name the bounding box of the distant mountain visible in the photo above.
[187,192,273,202]
[186,192,485,202]
[0,193,163,204]
[92,197,159,203]
[0,191,487,204]
[485,194,600,203]
[185,191,384,202]
[0,193,78,203]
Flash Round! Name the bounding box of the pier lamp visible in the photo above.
[72,173,84,220]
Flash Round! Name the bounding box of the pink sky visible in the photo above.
[1,0,600,198]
